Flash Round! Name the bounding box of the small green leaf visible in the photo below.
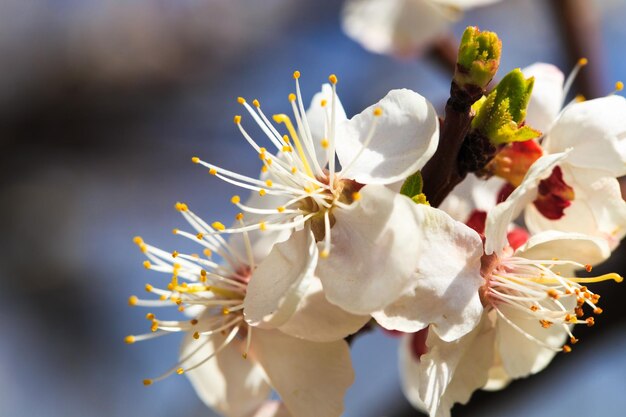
[400,171,423,198]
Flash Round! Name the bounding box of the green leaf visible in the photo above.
[400,171,423,198]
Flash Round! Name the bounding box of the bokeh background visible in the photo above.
[1,0,625,416]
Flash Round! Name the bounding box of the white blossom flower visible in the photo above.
[126,203,358,417]
[519,63,626,250]
[192,73,441,315]
[341,0,500,56]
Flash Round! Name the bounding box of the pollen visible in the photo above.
[209,168,217,175]
[133,236,143,245]
[259,189,267,196]
[320,138,329,149]
[146,313,155,320]
[253,99,260,107]
[231,195,241,204]
[578,57,588,66]
[143,379,153,386]
[594,307,603,315]
[233,115,242,124]
[373,107,383,116]
[320,99,327,107]
[212,221,226,231]
[282,145,293,152]
[124,335,136,344]
[616,81,624,91]
[259,222,267,231]
[171,251,178,258]
[261,165,268,173]
[193,331,200,340]
[191,156,200,164]
[288,93,296,102]
[265,179,273,187]
[575,94,586,102]
[203,249,212,257]
[352,192,361,201]
[143,260,151,269]
[128,295,139,306]
[237,97,246,104]
[235,212,243,221]
[190,319,198,325]
[293,70,301,79]
[277,206,285,213]
[530,305,539,312]
[585,264,593,272]
[175,202,189,211]
[145,284,153,292]
[547,289,559,299]
[562,345,572,353]
[586,317,595,327]
[328,74,338,84]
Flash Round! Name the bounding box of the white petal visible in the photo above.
[372,207,484,341]
[278,278,370,342]
[414,315,495,417]
[247,402,291,417]
[439,174,505,222]
[253,330,353,417]
[341,0,457,56]
[522,63,565,133]
[495,303,569,378]
[544,95,626,177]
[431,0,500,7]
[181,332,271,417]
[514,230,610,269]
[317,185,422,314]
[484,151,569,255]
[525,166,626,251]
[306,84,347,169]
[336,89,439,184]
[244,228,317,329]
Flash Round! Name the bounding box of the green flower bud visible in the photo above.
[455,26,502,90]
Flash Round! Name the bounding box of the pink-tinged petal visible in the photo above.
[495,303,570,378]
[336,89,439,185]
[544,95,626,177]
[372,207,484,341]
[252,330,353,417]
[522,63,565,133]
[525,166,626,251]
[278,278,370,342]
[440,174,505,222]
[341,0,458,56]
[181,333,271,417]
[485,152,569,255]
[244,228,317,329]
[306,84,347,168]
[406,315,495,417]
[317,185,423,314]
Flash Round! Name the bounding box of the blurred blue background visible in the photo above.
[1,0,625,416]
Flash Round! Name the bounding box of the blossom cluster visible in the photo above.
[126,27,625,417]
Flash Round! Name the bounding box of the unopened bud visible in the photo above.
[455,27,502,90]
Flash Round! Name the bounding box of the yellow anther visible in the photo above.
[373,107,383,116]
[150,323,158,332]
[128,295,139,306]
[235,212,244,221]
[259,189,267,196]
[259,222,267,231]
[594,307,603,315]
[293,70,301,79]
[143,379,153,386]
[176,368,185,375]
[291,167,297,174]
[585,264,593,272]
[212,221,226,231]
[178,305,185,312]
[124,335,136,344]
[231,195,241,204]
[265,179,273,187]
[222,307,230,315]
[237,97,246,104]
[190,319,198,325]
[616,81,624,91]
[575,94,586,102]
[328,74,338,84]
[304,186,312,193]
[562,345,572,353]
[191,156,200,164]
[145,284,153,292]
[193,332,200,340]
[196,233,204,240]
[570,336,579,344]
[320,99,327,107]
[352,192,361,201]
[146,313,155,320]
[277,206,285,213]
[234,115,242,124]
[530,305,539,312]
[209,168,218,175]
[133,236,143,245]
[547,289,559,299]
[320,138,329,149]
[282,145,293,152]
[159,294,167,301]
[242,352,248,359]
[253,99,260,107]
[282,134,291,143]
[143,260,151,269]
[172,251,178,258]
[578,57,588,66]
[172,228,179,235]
[586,317,595,326]
[203,249,212,258]
[261,165,268,173]
[288,93,296,102]
[320,250,329,259]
